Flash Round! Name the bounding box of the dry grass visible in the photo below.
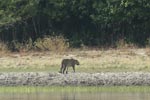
[0,48,150,72]
[34,36,69,52]
[0,36,69,53]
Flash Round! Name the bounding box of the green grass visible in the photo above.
[0,86,150,93]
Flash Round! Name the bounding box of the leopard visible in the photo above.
[59,58,80,74]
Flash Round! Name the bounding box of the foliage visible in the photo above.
[34,36,69,52]
[3,36,69,52]
[0,0,150,47]
[0,41,9,53]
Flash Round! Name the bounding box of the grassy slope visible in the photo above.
[0,48,150,72]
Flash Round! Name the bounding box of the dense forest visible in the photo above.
[0,0,150,48]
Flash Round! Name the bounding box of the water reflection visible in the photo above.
[0,92,149,100]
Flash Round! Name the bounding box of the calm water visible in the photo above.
[0,92,149,100]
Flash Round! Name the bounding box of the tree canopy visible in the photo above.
[0,0,150,47]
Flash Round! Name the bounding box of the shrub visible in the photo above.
[146,38,150,47]
[34,36,69,52]
[7,38,33,52]
[116,39,136,49]
[0,42,9,53]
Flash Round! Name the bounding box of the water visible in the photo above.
[0,92,149,100]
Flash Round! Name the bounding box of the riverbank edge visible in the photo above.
[0,72,150,86]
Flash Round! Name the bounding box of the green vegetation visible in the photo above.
[0,0,150,49]
[0,86,150,93]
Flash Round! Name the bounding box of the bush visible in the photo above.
[116,39,136,49]
[34,36,69,52]
[0,42,9,53]
[8,39,33,52]
[146,38,150,47]
[0,36,69,53]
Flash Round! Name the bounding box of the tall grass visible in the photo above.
[116,39,136,49]
[0,41,9,55]
[34,36,69,52]
[0,35,69,53]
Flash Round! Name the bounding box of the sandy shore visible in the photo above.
[0,72,150,86]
